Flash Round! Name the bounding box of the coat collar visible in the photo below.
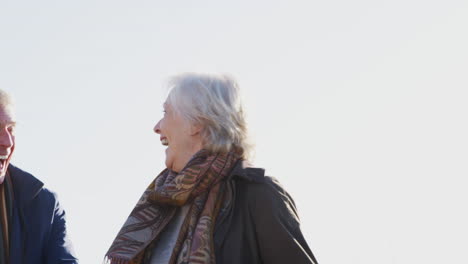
[229,160,265,183]
[7,164,44,208]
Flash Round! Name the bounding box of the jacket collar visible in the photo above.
[7,164,44,208]
[229,160,265,183]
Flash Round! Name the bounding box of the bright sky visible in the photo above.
[1,0,467,263]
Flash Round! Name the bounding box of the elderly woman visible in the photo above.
[105,73,318,264]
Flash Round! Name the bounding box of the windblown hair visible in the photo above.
[166,72,252,160]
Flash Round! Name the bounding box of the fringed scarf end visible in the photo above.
[103,255,132,264]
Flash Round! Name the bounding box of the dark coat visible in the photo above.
[8,165,78,264]
[214,162,318,264]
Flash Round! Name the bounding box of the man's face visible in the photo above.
[0,104,15,177]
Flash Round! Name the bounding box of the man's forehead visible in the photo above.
[0,104,16,123]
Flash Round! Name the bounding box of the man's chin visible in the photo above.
[0,160,10,179]
[0,168,7,176]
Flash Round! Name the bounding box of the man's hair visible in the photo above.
[0,89,14,109]
[166,72,253,160]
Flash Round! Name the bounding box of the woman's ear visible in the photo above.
[189,122,202,136]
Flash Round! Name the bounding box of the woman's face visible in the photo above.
[153,102,202,172]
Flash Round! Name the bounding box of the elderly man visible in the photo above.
[0,89,78,264]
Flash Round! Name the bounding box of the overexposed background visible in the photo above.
[1,0,467,263]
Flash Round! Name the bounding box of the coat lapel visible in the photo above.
[7,165,44,264]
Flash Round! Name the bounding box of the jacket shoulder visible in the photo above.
[35,187,60,207]
[229,161,301,226]
[8,164,46,205]
[8,164,43,185]
[237,175,301,228]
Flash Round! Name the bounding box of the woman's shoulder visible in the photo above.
[230,161,292,199]
[240,175,292,202]
[230,162,291,197]
[231,168,301,229]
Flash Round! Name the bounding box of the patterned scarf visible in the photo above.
[105,150,240,264]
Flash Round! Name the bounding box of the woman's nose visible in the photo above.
[153,120,161,134]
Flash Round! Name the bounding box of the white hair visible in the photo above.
[166,72,252,160]
[0,89,14,110]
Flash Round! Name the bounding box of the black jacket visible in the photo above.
[214,162,318,264]
[8,165,78,264]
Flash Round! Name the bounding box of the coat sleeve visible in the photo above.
[249,177,318,264]
[44,191,79,264]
